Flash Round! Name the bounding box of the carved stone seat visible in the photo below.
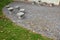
[17,12,25,19]
[19,9,25,13]
[15,6,20,10]
[8,7,14,11]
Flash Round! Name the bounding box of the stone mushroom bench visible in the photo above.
[7,7,14,14]
[8,7,13,11]
[6,5,10,8]
[16,12,25,19]
[19,9,25,13]
[14,6,20,10]
[17,9,25,19]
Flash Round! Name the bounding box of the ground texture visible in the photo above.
[0,0,52,40]
[3,1,60,40]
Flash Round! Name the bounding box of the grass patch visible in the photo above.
[0,0,12,16]
[0,0,53,40]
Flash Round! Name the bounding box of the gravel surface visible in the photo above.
[3,2,60,40]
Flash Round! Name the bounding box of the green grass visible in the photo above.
[0,0,12,16]
[0,0,53,40]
